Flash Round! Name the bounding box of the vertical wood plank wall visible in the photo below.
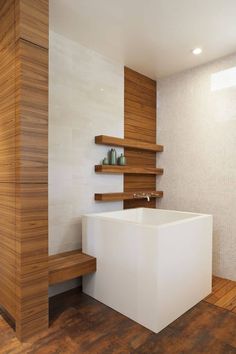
[124,67,157,209]
[0,0,17,320]
[0,0,48,341]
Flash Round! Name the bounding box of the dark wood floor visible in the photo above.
[1,277,236,354]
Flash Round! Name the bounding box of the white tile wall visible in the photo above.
[49,31,124,292]
[157,53,236,281]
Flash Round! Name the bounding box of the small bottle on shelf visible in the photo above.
[102,157,109,165]
[118,153,126,166]
[110,148,117,165]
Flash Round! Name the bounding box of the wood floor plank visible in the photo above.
[205,279,236,305]
[205,276,236,306]
[215,286,236,311]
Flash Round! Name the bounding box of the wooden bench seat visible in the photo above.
[49,250,96,285]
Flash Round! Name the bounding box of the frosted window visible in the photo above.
[211,66,236,91]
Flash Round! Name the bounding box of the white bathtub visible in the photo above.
[82,208,212,333]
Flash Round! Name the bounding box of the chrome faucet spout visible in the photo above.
[133,192,151,202]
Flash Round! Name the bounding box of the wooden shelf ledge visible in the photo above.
[95,135,164,152]
[49,250,96,285]
[95,191,163,201]
[95,165,164,175]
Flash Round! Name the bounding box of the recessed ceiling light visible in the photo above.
[192,48,202,55]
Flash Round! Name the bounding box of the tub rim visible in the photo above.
[82,208,213,230]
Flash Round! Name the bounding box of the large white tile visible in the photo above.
[49,30,124,265]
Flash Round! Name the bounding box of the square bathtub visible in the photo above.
[82,208,212,333]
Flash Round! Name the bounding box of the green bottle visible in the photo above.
[118,153,126,166]
[110,149,117,165]
[102,157,109,165]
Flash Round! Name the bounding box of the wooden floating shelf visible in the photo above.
[49,250,96,285]
[95,135,164,152]
[95,191,163,201]
[95,165,164,175]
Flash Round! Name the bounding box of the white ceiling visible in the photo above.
[50,0,236,79]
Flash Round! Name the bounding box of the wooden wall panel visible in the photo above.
[124,67,157,209]
[0,44,16,183]
[15,39,48,184]
[14,0,49,341]
[0,184,16,319]
[0,0,16,183]
[15,184,48,340]
[0,0,48,342]
[0,0,15,47]
[15,0,49,48]
[0,0,16,322]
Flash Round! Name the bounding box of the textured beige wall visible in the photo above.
[157,53,236,281]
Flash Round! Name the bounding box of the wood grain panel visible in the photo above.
[0,0,15,47]
[0,44,16,182]
[0,0,49,342]
[14,0,48,341]
[15,183,48,340]
[0,0,16,323]
[15,39,48,183]
[0,184,16,319]
[124,67,158,209]
[0,0,16,182]
[15,0,49,48]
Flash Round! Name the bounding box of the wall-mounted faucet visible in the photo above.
[133,192,151,202]
[133,192,162,202]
